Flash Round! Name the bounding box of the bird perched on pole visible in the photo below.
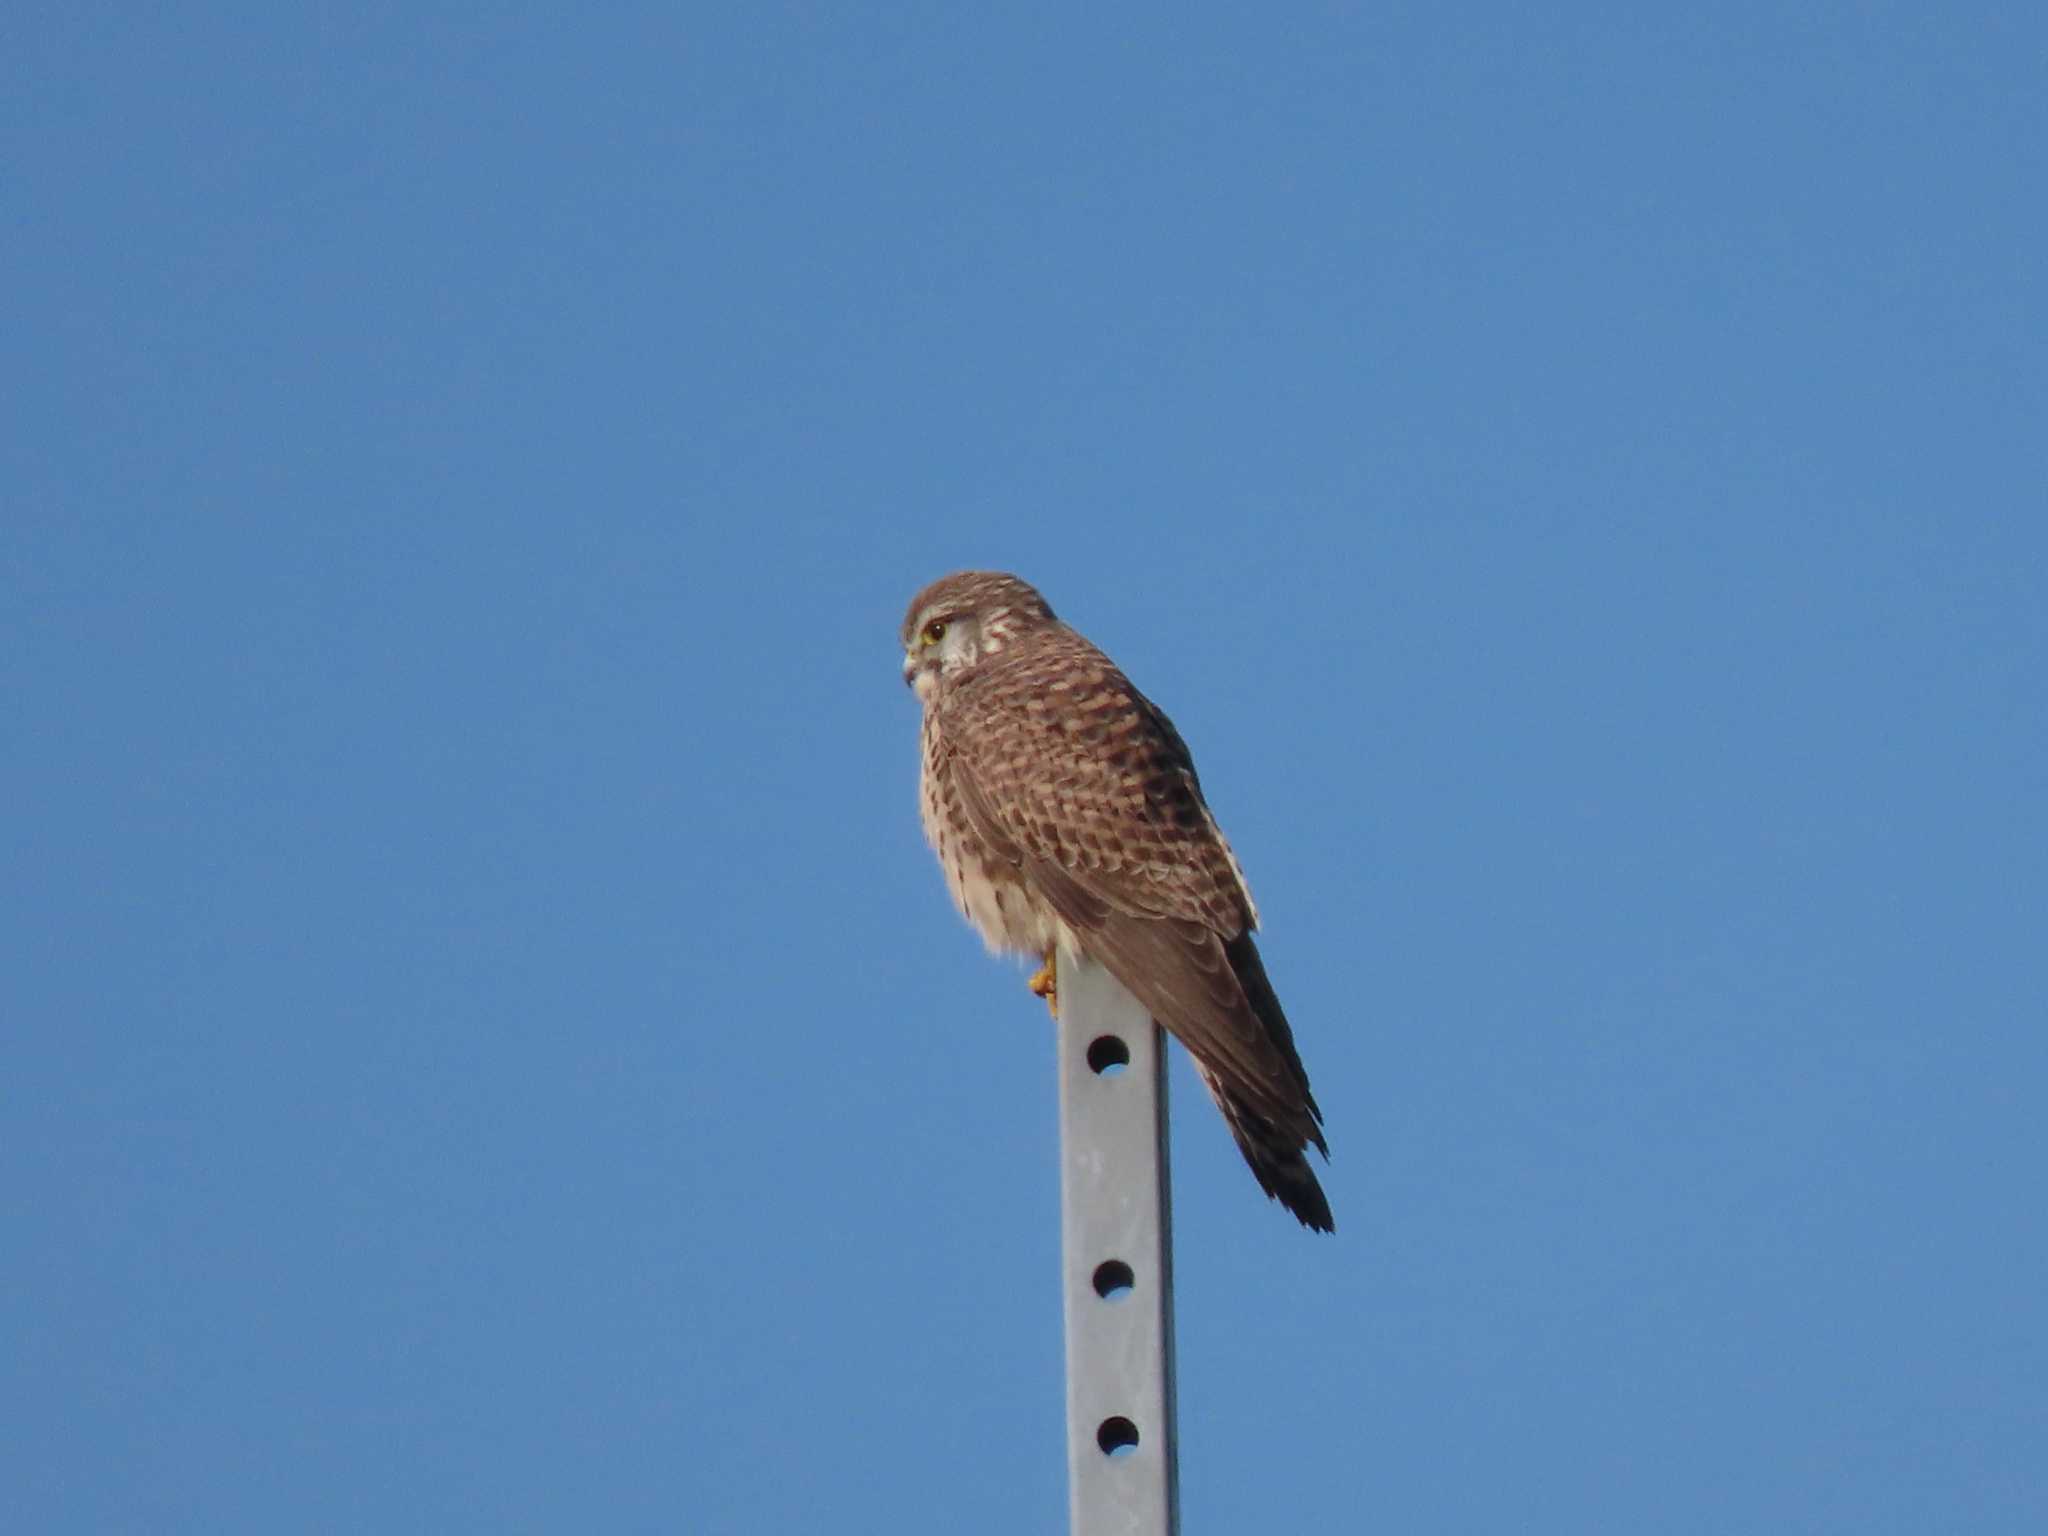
[900,571,1333,1232]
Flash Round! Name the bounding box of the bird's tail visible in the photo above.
[1203,1075,1335,1233]
[1205,929,1333,1232]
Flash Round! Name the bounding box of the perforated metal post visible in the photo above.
[1055,941,1180,1536]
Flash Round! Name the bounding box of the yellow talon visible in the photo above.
[1027,946,1058,1017]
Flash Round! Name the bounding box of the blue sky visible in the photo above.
[5,4,2044,1531]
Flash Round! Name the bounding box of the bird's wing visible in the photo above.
[939,631,1323,1142]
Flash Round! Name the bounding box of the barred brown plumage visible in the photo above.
[901,570,1333,1232]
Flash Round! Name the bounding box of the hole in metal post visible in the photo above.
[1097,1416,1140,1457]
[1086,1035,1130,1075]
[1092,1260,1135,1300]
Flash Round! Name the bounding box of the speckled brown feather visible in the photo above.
[905,571,1332,1230]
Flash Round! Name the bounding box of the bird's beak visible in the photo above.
[901,650,918,688]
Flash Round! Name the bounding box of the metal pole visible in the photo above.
[1056,942,1180,1536]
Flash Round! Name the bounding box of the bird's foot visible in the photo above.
[1027,946,1058,1018]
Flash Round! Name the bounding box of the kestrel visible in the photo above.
[901,571,1332,1232]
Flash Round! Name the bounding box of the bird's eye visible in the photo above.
[922,619,948,645]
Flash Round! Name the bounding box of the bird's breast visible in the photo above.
[919,717,1054,956]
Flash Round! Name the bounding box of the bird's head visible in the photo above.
[901,571,1056,704]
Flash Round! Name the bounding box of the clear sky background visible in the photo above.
[6,5,2044,1532]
